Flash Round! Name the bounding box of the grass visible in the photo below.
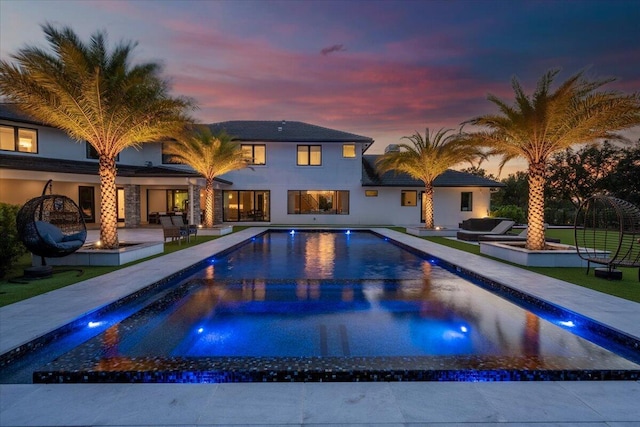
[1,226,638,307]
[0,234,225,307]
[423,228,640,303]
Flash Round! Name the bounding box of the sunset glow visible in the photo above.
[1,0,638,175]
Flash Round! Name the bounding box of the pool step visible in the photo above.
[319,324,351,356]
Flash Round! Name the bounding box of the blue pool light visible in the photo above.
[197,327,204,334]
[290,230,295,235]
[87,321,104,328]
[558,320,576,328]
[460,325,468,333]
[345,230,351,235]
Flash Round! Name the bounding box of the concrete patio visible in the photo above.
[1,227,639,426]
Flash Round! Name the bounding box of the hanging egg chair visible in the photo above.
[574,195,640,281]
[16,180,87,273]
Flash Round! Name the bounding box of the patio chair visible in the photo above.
[171,215,198,241]
[159,215,187,245]
[477,226,561,243]
[456,220,515,242]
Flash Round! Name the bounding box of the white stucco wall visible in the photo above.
[218,141,494,227]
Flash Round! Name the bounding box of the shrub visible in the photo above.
[490,205,526,224]
[0,203,27,278]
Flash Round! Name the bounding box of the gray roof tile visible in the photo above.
[208,121,374,144]
[362,155,504,188]
[0,103,50,127]
[0,153,231,183]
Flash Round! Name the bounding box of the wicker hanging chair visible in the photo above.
[574,195,640,280]
[16,180,87,263]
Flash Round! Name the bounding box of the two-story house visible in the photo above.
[0,104,502,228]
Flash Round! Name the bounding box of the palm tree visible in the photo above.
[466,69,640,250]
[376,128,484,229]
[163,126,248,228]
[0,24,194,249]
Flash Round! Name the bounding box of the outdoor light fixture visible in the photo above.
[558,320,576,328]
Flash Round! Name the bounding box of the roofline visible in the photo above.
[0,154,232,184]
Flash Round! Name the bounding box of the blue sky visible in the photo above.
[1,0,639,175]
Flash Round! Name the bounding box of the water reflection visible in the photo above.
[304,233,335,277]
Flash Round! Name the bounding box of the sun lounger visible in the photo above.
[456,220,515,241]
[477,227,561,243]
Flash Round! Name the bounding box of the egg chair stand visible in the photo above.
[574,195,640,281]
[16,180,88,278]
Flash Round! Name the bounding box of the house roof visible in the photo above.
[208,121,374,145]
[0,103,51,127]
[362,155,504,188]
[0,153,232,183]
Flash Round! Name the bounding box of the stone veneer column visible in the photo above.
[124,184,140,228]
[191,184,202,225]
[214,189,223,224]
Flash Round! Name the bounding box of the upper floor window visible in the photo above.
[86,142,118,161]
[0,125,37,153]
[242,144,266,165]
[461,191,473,211]
[297,145,321,166]
[162,141,181,164]
[342,144,356,158]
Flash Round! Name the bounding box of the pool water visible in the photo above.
[5,230,640,383]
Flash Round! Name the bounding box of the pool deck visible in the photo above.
[1,227,640,426]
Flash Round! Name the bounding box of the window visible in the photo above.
[167,189,189,212]
[342,144,356,158]
[0,125,37,153]
[365,190,378,197]
[241,144,266,165]
[162,141,181,164]
[86,142,119,161]
[461,192,473,211]
[297,145,322,166]
[78,186,95,223]
[223,190,270,221]
[401,190,417,206]
[287,190,349,214]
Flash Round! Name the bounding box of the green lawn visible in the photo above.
[1,226,638,307]
[423,227,640,303]
[0,234,224,307]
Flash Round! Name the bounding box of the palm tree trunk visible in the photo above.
[99,155,119,248]
[204,177,214,228]
[423,183,435,229]
[526,162,546,250]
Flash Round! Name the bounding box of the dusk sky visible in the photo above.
[1,0,639,175]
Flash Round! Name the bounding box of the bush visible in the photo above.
[0,203,27,278]
[490,205,526,225]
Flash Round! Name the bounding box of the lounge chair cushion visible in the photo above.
[456,220,516,241]
[62,231,87,242]
[35,221,65,243]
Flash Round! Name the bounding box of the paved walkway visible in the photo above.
[1,227,640,426]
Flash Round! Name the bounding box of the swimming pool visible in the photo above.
[2,230,640,383]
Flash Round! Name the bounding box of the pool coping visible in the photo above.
[2,227,639,365]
